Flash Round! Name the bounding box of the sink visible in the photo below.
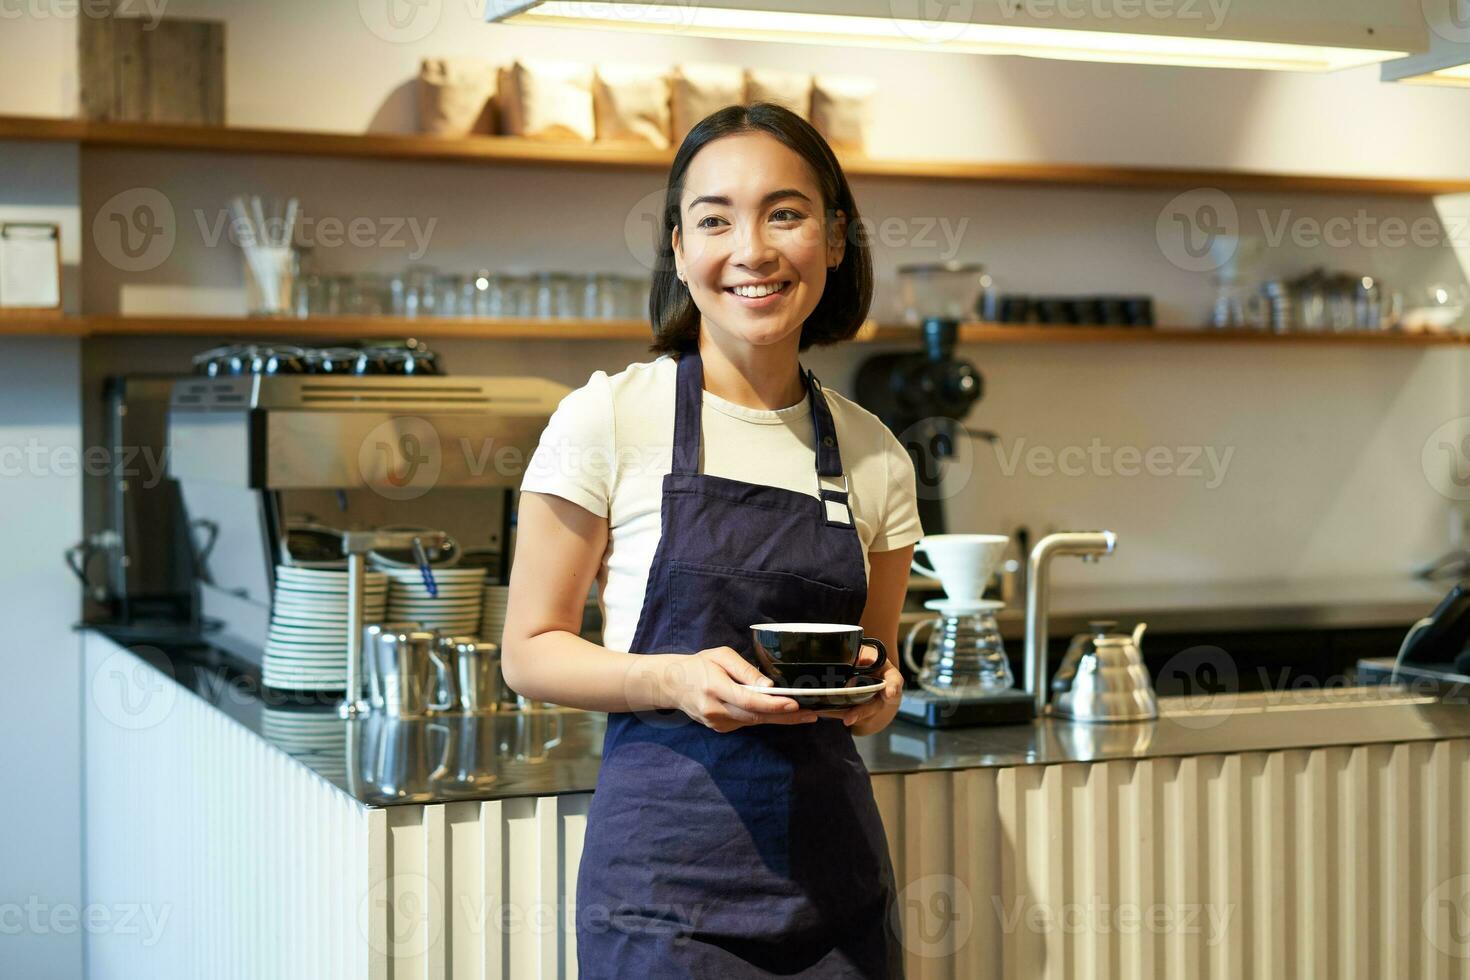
[1158,685,1438,717]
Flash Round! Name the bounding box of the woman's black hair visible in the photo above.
[647,102,873,355]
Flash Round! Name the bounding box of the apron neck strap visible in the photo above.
[672,351,845,479]
[805,367,844,479]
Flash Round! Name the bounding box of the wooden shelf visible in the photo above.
[0,308,85,336]
[948,323,1470,346]
[5,114,1470,195]
[79,314,656,340]
[3,313,1467,346]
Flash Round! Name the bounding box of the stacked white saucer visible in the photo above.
[264,565,388,691]
[385,567,486,635]
[481,584,510,645]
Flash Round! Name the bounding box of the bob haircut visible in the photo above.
[647,102,873,355]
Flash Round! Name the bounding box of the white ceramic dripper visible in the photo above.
[910,534,1009,601]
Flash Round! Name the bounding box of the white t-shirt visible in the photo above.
[520,354,924,653]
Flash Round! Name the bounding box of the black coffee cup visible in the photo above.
[749,623,888,689]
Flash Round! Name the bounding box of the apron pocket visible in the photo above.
[668,559,862,657]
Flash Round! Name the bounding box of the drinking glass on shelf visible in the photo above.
[403,264,438,318]
[499,275,532,317]
[1241,292,1270,331]
[535,272,577,319]
[621,275,650,320]
[292,273,318,318]
[323,274,350,317]
[346,273,388,316]
[593,273,621,319]
[471,270,497,317]
[388,274,408,316]
[1295,281,1326,331]
[435,274,466,317]
[580,273,601,319]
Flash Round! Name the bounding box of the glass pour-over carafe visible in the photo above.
[903,599,1016,697]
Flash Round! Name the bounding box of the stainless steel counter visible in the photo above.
[136,635,1470,809]
[909,573,1450,637]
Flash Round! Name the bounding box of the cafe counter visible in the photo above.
[83,631,1470,979]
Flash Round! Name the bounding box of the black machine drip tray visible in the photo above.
[897,688,1036,728]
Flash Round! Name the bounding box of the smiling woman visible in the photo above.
[650,102,873,360]
[503,102,920,979]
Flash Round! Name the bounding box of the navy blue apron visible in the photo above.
[575,350,903,979]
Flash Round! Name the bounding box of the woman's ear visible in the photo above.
[671,225,686,283]
[826,209,848,270]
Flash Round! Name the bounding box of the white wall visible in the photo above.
[0,143,83,977]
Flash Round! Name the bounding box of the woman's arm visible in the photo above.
[821,544,913,736]
[501,490,821,729]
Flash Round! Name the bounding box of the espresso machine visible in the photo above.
[166,372,568,668]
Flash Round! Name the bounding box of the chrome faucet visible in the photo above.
[1024,531,1118,715]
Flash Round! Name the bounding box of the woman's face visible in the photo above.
[672,131,846,351]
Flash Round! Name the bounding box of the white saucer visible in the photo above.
[923,598,1006,614]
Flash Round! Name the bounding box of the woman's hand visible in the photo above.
[655,647,820,733]
[816,657,904,736]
